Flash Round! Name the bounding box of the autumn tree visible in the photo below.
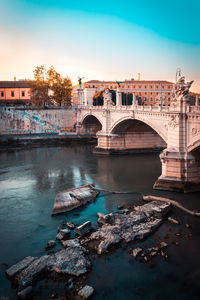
[28,66,50,108]
[47,66,72,107]
[29,65,72,108]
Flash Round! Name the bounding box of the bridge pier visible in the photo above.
[154,150,200,192]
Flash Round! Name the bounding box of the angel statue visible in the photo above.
[78,77,84,86]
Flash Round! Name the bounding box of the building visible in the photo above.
[0,80,31,105]
[73,79,174,106]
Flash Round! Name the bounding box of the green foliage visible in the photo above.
[28,65,72,108]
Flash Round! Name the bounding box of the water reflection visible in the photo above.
[0,145,200,300]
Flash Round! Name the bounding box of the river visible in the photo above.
[0,145,200,299]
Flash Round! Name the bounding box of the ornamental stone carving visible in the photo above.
[171,76,194,103]
[168,115,179,128]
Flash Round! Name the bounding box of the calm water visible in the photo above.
[0,145,200,299]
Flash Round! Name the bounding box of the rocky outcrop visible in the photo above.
[6,244,90,291]
[52,184,99,215]
[74,221,92,237]
[6,256,37,278]
[90,200,171,254]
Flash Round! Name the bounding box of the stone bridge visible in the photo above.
[76,77,200,193]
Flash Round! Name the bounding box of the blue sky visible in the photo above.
[0,0,200,91]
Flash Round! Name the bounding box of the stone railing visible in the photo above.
[78,104,170,113]
[189,106,200,113]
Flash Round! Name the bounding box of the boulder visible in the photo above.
[120,219,162,242]
[61,239,81,248]
[45,240,56,250]
[6,256,36,278]
[134,201,171,218]
[74,221,92,236]
[52,184,99,215]
[16,246,90,288]
[90,200,171,254]
[132,247,142,257]
[66,222,75,229]
[78,285,94,299]
[56,228,70,240]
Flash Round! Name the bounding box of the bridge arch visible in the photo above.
[81,114,102,135]
[187,138,200,153]
[110,116,167,143]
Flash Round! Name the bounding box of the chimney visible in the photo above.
[14,77,16,81]
[138,73,140,80]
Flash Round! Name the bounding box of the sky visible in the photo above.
[0,0,200,91]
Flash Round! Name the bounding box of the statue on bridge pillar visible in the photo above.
[170,76,194,111]
[116,81,122,106]
[77,77,84,105]
[103,89,112,107]
[132,93,138,107]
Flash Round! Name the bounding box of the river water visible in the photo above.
[0,145,200,299]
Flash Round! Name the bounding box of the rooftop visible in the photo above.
[0,80,30,88]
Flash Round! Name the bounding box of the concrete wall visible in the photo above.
[0,107,77,133]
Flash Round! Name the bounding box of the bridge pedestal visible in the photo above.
[154,149,200,192]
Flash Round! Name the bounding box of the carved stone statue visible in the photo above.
[172,76,193,101]
[103,89,112,106]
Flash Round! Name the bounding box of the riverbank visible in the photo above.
[0,134,97,152]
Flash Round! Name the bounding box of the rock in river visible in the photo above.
[90,200,171,254]
[78,285,94,299]
[6,245,90,289]
[52,184,99,215]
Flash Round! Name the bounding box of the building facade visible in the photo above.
[0,81,31,105]
[73,79,174,106]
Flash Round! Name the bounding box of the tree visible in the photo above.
[47,66,72,107]
[28,65,72,108]
[28,66,50,108]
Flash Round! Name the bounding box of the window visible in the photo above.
[22,91,25,97]
[156,85,159,89]
[133,85,135,88]
[168,92,170,95]
[93,85,95,88]
[150,85,153,89]
[145,86,147,88]
[168,85,170,88]
[168,98,170,101]
[139,85,141,88]
[151,92,153,95]
[145,92,147,95]
[1,91,4,97]
[150,97,153,101]
[162,85,164,89]
[11,91,14,97]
